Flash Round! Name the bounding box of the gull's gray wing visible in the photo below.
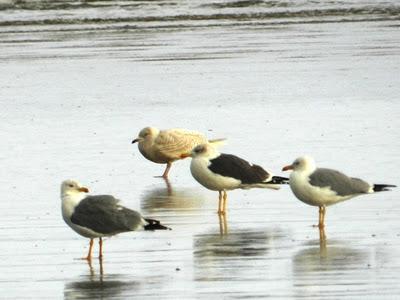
[70,195,143,235]
[309,168,370,196]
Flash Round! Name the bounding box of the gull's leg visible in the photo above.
[322,206,327,228]
[218,213,228,235]
[217,191,223,214]
[161,162,172,179]
[85,238,94,260]
[98,237,103,259]
[319,226,327,241]
[222,191,228,215]
[318,206,326,229]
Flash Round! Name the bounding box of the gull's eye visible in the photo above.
[68,184,74,188]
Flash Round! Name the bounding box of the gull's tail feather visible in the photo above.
[373,184,396,192]
[252,176,289,190]
[144,218,171,231]
[208,138,226,148]
[240,183,282,190]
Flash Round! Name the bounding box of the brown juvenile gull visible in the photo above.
[181,143,289,215]
[282,156,396,229]
[132,126,223,179]
[61,179,170,260]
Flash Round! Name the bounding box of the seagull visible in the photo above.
[60,179,170,260]
[282,156,396,229]
[132,126,223,179]
[181,143,289,215]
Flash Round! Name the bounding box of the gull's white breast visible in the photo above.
[289,171,350,207]
[190,157,241,191]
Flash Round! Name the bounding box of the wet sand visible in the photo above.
[1,0,400,298]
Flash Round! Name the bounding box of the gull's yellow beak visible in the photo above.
[180,153,191,159]
[78,187,89,193]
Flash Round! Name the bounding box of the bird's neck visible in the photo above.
[138,138,156,160]
[61,192,87,219]
[206,149,221,160]
[292,166,316,179]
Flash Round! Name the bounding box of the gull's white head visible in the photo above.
[282,156,317,173]
[186,143,220,160]
[132,127,159,144]
[60,179,89,199]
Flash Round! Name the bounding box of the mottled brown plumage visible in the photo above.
[132,127,221,178]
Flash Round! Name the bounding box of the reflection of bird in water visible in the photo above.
[87,256,104,276]
[218,214,228,235]
[292,238,370,299]
[65,259,168,300]
[64,274,140,300]
[282,156,396,229]
[131,126,223,179]
[292,229,368,274]
[163,178,173,195]
[61,179,170,260]
[194,227,285,258]
[181,143,288,215]
[193,227,286,281]
[140,185,207,213]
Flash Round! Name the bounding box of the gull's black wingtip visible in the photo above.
[270,176,290,184]
[373,184,396,192]
[144,218,171,231]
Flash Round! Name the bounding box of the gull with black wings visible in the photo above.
[182,143,288,214]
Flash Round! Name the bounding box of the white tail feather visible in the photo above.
[208,138,227,148]
[239,183,281,190]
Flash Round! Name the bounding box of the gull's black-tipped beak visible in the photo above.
[132,138,139,144]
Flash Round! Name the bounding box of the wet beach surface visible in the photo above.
[1,0,400,298]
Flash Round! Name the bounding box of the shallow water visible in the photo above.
[1,0,400,299]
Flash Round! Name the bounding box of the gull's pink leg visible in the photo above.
[85,238,94,260]
[161,162,172,179]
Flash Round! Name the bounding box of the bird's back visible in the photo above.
[70,195,144,235]
[208,154,271,184]
[309,168,371,196]
[155,129,208,161]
